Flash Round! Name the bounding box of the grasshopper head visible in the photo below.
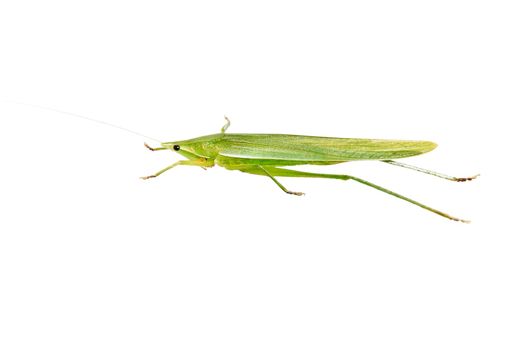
[160,139,208,157]
[161,141,187,152]
[157,140,202,161]
[160,134,222,158]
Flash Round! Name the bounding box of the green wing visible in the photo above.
[218,134,437,161]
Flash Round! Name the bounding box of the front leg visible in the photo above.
[141,158,213,180]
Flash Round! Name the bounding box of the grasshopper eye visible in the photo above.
[173,145,180,151]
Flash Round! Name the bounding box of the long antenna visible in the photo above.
[11,101,161,143]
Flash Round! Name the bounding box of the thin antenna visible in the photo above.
[11,101,161,143]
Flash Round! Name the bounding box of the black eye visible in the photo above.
[173,145,180,151]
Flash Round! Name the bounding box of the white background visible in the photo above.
[0,1,524,349]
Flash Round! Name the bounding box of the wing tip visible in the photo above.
[419,140,438,153]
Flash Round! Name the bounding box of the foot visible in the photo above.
[454,174,480,182]
[144,142,156,151]
[286,190,305,196]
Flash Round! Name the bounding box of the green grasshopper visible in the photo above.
[14,103,477,222]
[142,117,478,223]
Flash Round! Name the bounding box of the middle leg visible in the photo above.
[256,165,304,196]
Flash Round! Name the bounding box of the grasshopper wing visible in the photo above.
[218,134,437,162]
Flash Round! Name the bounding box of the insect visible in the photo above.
[14,103,477,222]
[142,117,478,223]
